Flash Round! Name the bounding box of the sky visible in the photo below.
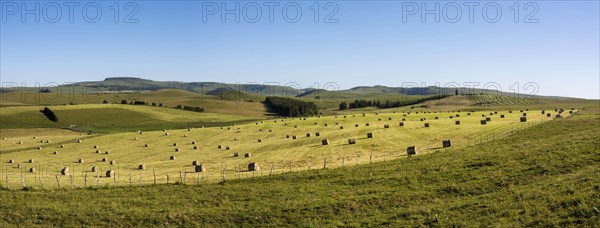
[1,1,599,99]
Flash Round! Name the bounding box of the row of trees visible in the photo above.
[108,100,204,113]
[264,96,319,117]
[339,95,451,110]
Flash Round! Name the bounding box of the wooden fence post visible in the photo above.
[153,169,156,185]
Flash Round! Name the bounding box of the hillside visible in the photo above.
[0,108,597,226]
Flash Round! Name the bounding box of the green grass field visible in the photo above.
[0,107,597,226]
[0,104,262,133]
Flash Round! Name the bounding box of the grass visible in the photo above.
[0,107,597,226]
[0,104,261,133]
[0,107,572,189]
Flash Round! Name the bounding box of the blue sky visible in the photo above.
[1,1,598,99]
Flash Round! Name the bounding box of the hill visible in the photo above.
[0,108,597,226]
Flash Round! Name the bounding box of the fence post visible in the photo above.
[153,169,156,185]
[323,158,327,169]
[370,152,373,164]
[129,174,132,187]
[55,175,60,189]
[84,173,87,188]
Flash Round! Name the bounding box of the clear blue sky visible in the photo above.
[1,1,598,99]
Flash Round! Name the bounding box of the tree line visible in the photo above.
[264,96,319,117]
[339,95,451,110]
[108,99,204,113]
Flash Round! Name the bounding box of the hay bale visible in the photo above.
[170,156,176,160]
[443,140,451,148]
[348,138,356,145]
[94,145,99,149]
[105,150,110,154]
[244,153,252,158]
[435,117,439,120]
[102,158,107,162]
[340,126,344,129]
[38,146,43,150]
[145,144,150,147]
[523,113,527,117]
[324,124,328,127]
[355,124,359,127]
[424,123,430,128]
[106,170,115,177]
[173,143,178,146]
[486,117,491,121]
[226,146,230,150]
[547,113,551,117]
[248,162,260,171]
[17,164,21,168]
[218,145,222,149]
[292,136,297,139]
[456,114,460,117]
[367,133,374,138]
[480,120,487,125]
[18,141,23,144]
[449,116,454,119]
[192,160,199,166]
[520,117,527,122]
[175,148,180,152]
[399,122,404,127]
[165,133,169,136]
[193,146,198,150]
[306,133,311,137]
[286,135,290,138]
[61,167,69,175]
[541,110,545,114]
[60,145,65,148]
[92,166,97,172]
[233,152,239,157]
[258,139,262,142]
[366,123,370,126]
[29,159,34,163]
[8,159,14,163]
[28,167,35,173]
[138,164,146,170]
[96,150,101,154]
[195,165,206,172]
[78,140,82,143]
[322,139,330,145]
[315,132,320,137]
[384,124,390,129]
[53,151,58,154]
[407,146,417,155]
[455,121,461,125]
[467,113,472,115]
[110,160,116,165]
[500,114,505,118]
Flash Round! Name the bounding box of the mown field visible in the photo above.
[0,106,571,189]
[0,107,597,226]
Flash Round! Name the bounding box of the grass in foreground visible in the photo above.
[0,109,598,226]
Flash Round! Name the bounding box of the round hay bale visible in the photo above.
[195,165,206,172]
[455,120,461,125]
[8,159,14,163]
[217,145,222,149]
[233,152,239,157]
[244,153,252,158]
[192,160,199,166]
[315,132,320,137]
[192,141,196,145]
[348,138,356,145]
[170,156,176,160]
[78,140,82,143]
[60,145,65,148]
[145,144,150,147]
[442,140,452,148]
[102,158,107,162]
[523,113,527,117]
[138,164,146,170]
[18,141,23,144]
[173,143,178,146]
[286,135,290,138]
[92,166,97,172]
[30,167,36,173]
[355,124,359,127]
[110,160,116,165]
[384,124,390,129]
[29,159,34,163]
[407,146,417,156]
[193,146,198,150]
[366,123,370,126]
[248,162,260,171]
[165,133,169,136]
[500,114,505,118]
[17,164,21,168]
[106,170,115,177]
[435,117,439,120]
[61,167,69,175]
[480,120,487,125]
[547,113,551,117]
[46,140,50,143]
[424,123,430,128]
[105,150,110,154]
[38,146,43,150]
[322,139,330,145]
[292,136,297,140]
[367,133,374,138]
[33,136,37,139]
[53,151,58,154]
[340,126,344,129]
[520,117,527,122]
[94,145,99,149]
[78,159,84,163]
[175,148,180,152]
[399,122,404,127]
[324,124,328,127]
[486,117,491,121]
[226,146,230,150]
[184,134,188,137]
[258,139,262,142]
[306,133,311,137]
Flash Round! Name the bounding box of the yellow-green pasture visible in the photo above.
[0,109,568,189]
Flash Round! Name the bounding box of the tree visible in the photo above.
[455,89,459,96]
[121,100,128,104]
[103,100,109,104]
[40,107,58,122]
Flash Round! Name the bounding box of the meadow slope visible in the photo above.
[0,108,598,226]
